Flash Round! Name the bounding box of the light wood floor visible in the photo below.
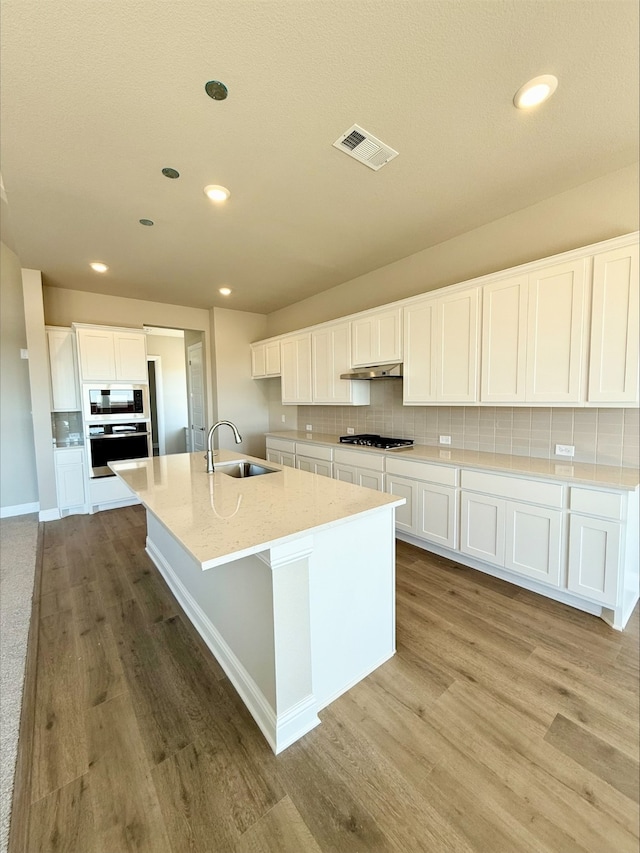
[9,505,639,853]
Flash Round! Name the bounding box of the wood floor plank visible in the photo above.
[38,587,73,619]
[39,545,70,598]
[88,539,134,610]
[27,774,94,853]
[108,597,195,765]
[71,581,127,707]
[65,541,97,587]
[234,796,323,853]
[112,535,178,624]
[30,610,88,803]
[544,713,640,804]
[85,692,172,853]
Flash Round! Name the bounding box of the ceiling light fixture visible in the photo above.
[219,287,232,296]
[90,262,108,273]
[513,74,558,109]
[162,167,180,179]
[204,185,230,202]
[139,219,154,226]
[205,80,228,101]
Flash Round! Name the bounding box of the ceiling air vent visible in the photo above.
[333,124,399,171]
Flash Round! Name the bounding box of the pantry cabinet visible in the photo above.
[251,340,281,378]
[587,243,639,405]
[404,286,480,404]
[46,327,80,411]
[76,326,148,382]
[350,307,402,367]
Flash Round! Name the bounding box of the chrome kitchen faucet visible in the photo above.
[206,420,242,472]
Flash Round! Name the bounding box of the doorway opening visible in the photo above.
[146,355,165,456]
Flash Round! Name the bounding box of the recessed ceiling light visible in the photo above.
[90,262,108,273]
[204,185,230,202]
[513,74,558,109]
[219,287,232,296]
[139,219,154,226]
[205,80,228,101]
[162,167,180,179]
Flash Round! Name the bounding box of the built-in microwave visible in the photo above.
[83,384,148,421]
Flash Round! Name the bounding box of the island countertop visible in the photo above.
[110,449,404,570]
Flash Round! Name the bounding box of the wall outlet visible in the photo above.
[439,435,452,445]
[346,427,355,435]
[555,444,575,457]
[20,348,28,360]
[305,424,313,431]
[281,414,286,423]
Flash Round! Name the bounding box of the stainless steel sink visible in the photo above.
[216,461,278,478]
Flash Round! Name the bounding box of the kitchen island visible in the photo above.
[109,450,405,753]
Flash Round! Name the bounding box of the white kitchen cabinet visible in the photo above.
[480,276,528,403]
[333,447,384,491]
[351,308,402,367]
[295,442,332,477]
[385,474,418,534]
[504,501,563,586]
[403,286,480,404]
[312,322,370,406]
[46,327,80,410]
[417,482,458,550]
[525,258,589,403]
[587,244,639,405]
[55,448,86,515]
[76,326,148,382]
[460,491,506,567]
[251,340,281,378]
[280,333,313,404]
[265,436,296,468]
[568,515,620,606]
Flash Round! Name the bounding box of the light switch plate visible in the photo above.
[346,427,355,435]
[439,435,451,445]
[281,414,286,423]
[305,424,313,431]
[20,348,28,359]
[555,444,575,457]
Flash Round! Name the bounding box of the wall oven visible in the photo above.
[87,422,151,478]
[83,384,148,421]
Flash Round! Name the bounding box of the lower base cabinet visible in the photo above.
[333,448,384,491]
[55,448,86,515]
[568,514,621,606]
[265,437,296,468]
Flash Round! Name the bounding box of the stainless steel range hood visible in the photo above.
[340,363,403,380]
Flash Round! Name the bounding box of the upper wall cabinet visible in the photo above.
[587,244,639,405]
[351,307,402,367]
[251,340,281,378]
[76,327,148,382]
[281,333,313,404]
[46,327,80,410]
[404,286,480,404]
[481,258,590,405]
[312,322,369,406]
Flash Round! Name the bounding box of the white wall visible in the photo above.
[266,163,640,335]
[211,307,270,458]
[0,244,39,512]
[146,333,189,455]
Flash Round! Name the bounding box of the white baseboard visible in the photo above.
[0,502,39,518]
[39,507,61,522]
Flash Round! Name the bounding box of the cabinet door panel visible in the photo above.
[460,492,505,566]
[280,452,296,468]
[351,318,375,367]
[526,259,588,402]
[437,289,479,402]
[385,475,417,534]
[568,515,620,605]
[281,335,312,403]
[77,329,116,380]
[56,460,86,509]
[251,344,266,378]
[403,300,436,403]
[114,333,147,380]
[418,483,457,549]
[265,341,281,376]
[296,457,314,473]
[588,244,639,404]
[505,502,562,586]
[314,461,333,478]
[377,310,402,363]
[481,276,528,402]
[334,463,357,485]
[358,470,383,491]
[48,329,79,410]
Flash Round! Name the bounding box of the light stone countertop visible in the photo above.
[109,449,404,570]
[267,431,640,491]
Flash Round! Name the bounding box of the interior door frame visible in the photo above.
[146,355,166,456]
[187,341,206,452]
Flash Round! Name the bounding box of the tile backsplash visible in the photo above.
[298,382,639,468]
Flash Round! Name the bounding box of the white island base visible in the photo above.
[145,507,396,754]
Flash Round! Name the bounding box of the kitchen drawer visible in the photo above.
[334,447,384,471]
[266,437,296,454]
[295,442,332,461]
[570,487,623,520]
[55,447,85,462]
[385,456,458,486]
[89,476,133,503]
[461,469,563,508]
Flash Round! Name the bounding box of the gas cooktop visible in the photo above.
[339,434,414,450]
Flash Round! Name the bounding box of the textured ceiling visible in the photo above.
[1,0,638,313]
